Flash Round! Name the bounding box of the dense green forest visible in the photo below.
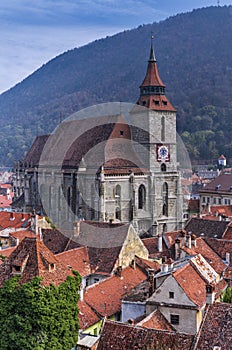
[0,6,231,166]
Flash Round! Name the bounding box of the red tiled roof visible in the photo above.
[173,263,206,308]
[0,237,73,287]
[195,303,232,349]
[185,217,228,238]
[223,222,232,239]
[0,212,31,230]
[96,320,194,350]
[10,229,37,242]
[56,246,91,276]
[137,309,174,331]
[142,236,171,259]
[84,266,147,318]
[204,237,232,267]
[0,246,16,257]
[200,173,232,194]
[78,300,100,330]
[182,237,226,275]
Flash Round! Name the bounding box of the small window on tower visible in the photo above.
[153,99,160,105]
[120,130,124,136]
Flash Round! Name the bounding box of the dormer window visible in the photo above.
[142,101,147,106]
[49,263,56,272]
[12,265,22,274]
[162,100,168,106]
[153,99,160,105]
[216,184,221,190]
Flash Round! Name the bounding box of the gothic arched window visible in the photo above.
[138,185,146,209]
[161,163,166,172]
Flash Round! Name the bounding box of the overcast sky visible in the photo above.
[0,0,231,94]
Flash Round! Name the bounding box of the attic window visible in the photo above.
[162,100,168,106]
[153,99,160,105]
[12,265,22,274]
[170,314,179,325]
[169,291,174,299]
[120,130,124,136]
[216,184,221,190]
[49,263,56,272]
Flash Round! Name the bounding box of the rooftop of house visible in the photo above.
[78,300,100,331]
[185,217,228,238]
[96,320,194,350]
[200,173,232,194]
[181,237,226,275]
[137,309,175,331]
[0,237,73,287]
[194,302,232,350]
[0,212,31,231]
[84,265,147,320]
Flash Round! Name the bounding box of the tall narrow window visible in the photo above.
[115,207,121,220]
[161,116,165,142]
[138,185,146,209]
[161,163,166,172]
[162,182,168,216]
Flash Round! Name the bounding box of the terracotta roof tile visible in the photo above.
[56,246,91,276]
[173,263,206,308]
[200,173,232,194]
[137,309,174,331]
[182,237,227,274]
[195,303,232,349]
[97,320,194,350]
[84,266,147,318]
[185,217,228,238]
[0,237,73,287]
[78,300,100,330]
[0,212,31,230]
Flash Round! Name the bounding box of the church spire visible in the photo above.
[137,36,176,112]
[149,33,156,62]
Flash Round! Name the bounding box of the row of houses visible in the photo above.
[0,211,232,349]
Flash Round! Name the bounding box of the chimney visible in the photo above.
[167,258,174,270]
[206,284,215,305]
[186,232,192,249]
[226,252,230,265]
[115,266,122,278]
[10,212,15,221]
[21,213,25,222]
[191,233,197,247]
[180,229,186,246]
[175,238,181,259]
[158,233,162,252]
[74,221,81,236]
[151,221,158,236]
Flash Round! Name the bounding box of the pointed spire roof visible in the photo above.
[137,36,176,112]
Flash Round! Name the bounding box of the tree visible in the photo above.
[0,272,81,350]
[222,287,232,304]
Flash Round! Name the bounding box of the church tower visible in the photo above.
[132,37,183,234]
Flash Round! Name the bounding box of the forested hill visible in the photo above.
[0,5,231,166]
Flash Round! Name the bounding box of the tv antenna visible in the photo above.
[217,0,220,6]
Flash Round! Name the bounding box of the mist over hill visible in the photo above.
[0,5,231,166]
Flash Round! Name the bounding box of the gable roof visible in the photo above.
[181,237,226,275]
[194,303,232,350]
[96,320,194,350]
[56,246,91,276]
[0,212,31,230]
[0,237,73,287]
[185,217,228,238]
[78,300,100,331]
[173,263,206,308]
[199,173,232,194]
[84,265,147,319]
[137,309,174,331]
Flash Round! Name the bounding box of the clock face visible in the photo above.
[157,144,170,162]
